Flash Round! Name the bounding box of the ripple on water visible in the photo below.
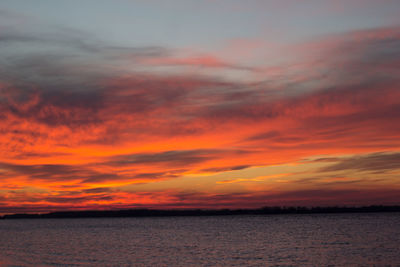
[0,213,399,266]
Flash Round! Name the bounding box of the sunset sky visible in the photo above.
[1,0,400,214]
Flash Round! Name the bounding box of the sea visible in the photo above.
[0,213,399,266]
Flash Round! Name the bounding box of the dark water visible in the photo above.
[0,213,399,266]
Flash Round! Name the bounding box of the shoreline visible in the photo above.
[2,205,399,220]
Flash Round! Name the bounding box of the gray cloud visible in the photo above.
[319,152,400,173]
[200,165,251,173]
[109,149,223,167]
[0,162,121,183]
[168,188,400,207]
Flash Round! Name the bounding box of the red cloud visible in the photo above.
[1,26,400,213]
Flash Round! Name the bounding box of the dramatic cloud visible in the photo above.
[1,6,400,213]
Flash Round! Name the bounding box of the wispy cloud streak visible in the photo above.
[0,10,400,212]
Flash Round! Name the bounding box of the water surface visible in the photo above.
[1,213,399,266]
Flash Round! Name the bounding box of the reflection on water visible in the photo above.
[0,213,399,266]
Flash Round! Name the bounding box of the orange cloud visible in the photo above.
[1,25,400,213]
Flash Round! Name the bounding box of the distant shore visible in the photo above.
[1,205,400,219]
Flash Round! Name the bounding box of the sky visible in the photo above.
[0,1,400,214]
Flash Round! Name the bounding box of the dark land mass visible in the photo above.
[1,205,400,219]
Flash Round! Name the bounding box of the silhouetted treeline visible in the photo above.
[1,205,400,219]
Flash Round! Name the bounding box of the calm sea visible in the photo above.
[0,213,399,266]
